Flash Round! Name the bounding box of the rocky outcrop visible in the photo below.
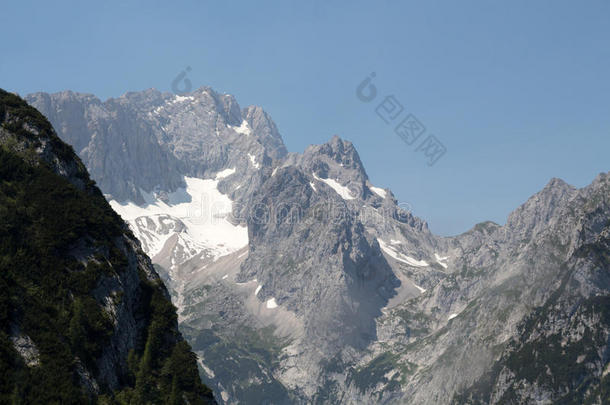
[26,87,610,405]
[452,173,610,405]
[0,89,216,404]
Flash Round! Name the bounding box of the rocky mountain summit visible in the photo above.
[28,87,610,404]
[0,89,216,404]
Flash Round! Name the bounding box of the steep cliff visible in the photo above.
[28,87,610,404]
[0,89,216,404]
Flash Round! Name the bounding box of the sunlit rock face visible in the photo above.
[29,88,610,405]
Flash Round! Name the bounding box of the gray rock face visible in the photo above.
[239,164,399,353]
[452,173,610,405]
[27,87,610,405]
[9,330,40,367]
[26,90,184,203]
[26,88,286,206]
[349,175,606,405]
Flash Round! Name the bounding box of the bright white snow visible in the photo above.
[309,182,317,192]
[370,186,387,199]
[229,120,252,135]
[132,214,175,257]
[255,285,262,296]
[390,239,402,245]
[222,274,228,280]
[448,313,458,320]
[434,253,449,269]
[215,167,236,180]
[312,173,355,200]
[172,95,195,104]
[110,176,248,261]
[266,298,278,309]
[248,153,260,169]
[377,239,429,267]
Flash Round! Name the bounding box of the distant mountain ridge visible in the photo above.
[28,87,610,404]
[26,88,286,205]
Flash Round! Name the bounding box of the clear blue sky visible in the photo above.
[2,0,609,235]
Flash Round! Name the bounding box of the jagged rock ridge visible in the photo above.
[27,87,610,405]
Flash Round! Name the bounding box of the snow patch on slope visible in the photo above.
[172,95,195,104]
[435,253,449,269]
[109,176,248,263]
[215,167,236,180]
[248,153,260,169]
[229,120,252,135]
[377,239,429,267]
[130,215,176,257]
[370,186,387,199]
[312,173,355,200]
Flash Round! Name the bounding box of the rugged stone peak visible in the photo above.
[451,176,610,405]
[214,91,242,127]
[109,88,168,112]
[505,176,578,240]
[242,104,288,160]
[305,135,366,174]
[22,86,610,405]
[238,162,400,354]
[282,135,369,202]
[26,87,289,204]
